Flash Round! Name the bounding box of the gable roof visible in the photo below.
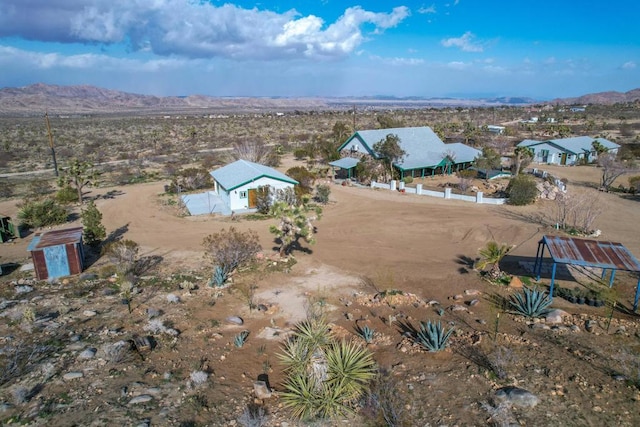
[518,136,620,154]
[339,126,480,170]
[210,159,298,191]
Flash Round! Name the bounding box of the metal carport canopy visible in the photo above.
[534,235,640,310]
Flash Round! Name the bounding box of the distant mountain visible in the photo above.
[550,88,640,105]
[0,83,637,116]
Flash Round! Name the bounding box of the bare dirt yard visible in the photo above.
[1,160,640,426]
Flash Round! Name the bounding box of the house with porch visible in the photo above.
[334,126,481,179]
[517,136,619,166]
[209,160,298,212]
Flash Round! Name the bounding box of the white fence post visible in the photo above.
[476,191,484,204]
[416,184,422,195]
[390,180,397,191]
[444,188,452,199]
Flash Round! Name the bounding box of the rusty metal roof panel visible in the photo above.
[541,235,640,272]
[31,227,83,250]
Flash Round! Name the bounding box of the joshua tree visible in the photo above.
[512,146,534,176]
[373,134,405,181]
[475,241,512,280]
[57,158,98,203]
[269,201,321,257]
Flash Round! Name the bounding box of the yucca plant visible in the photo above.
[509,287,552,318]
[278,318,376,421]
[234,330,250,348]
[475,241,512,280]
[415,320,455,352]
[210,265,226,287]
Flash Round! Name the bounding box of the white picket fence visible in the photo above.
[370,180,507,205]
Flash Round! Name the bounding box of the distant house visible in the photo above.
[209,160,298,211]
[517,136,619,166]
[487,125,505,134]
[27,227,84,280]
[570,107,586,112]
[336,126,481,179]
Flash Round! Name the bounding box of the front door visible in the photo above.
[248,189,258,208]
[560,153,567,165]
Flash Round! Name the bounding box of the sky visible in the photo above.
[0,0,638,100]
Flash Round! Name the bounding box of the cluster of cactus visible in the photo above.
[509,286,552,318]
[356,325,375,344]
[415,320,455,352]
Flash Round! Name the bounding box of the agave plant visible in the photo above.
[234,330,250,348]
[355,325,375,344]
[509,287,552,318]
[278,318,376,420]
[415,320,455,352]
[210,265,226,287]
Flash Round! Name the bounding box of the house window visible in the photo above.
[239,191,247,199]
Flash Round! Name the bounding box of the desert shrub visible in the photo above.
[81,200,106,247]
[286,166,316,195]
[314,184,331,204]
[27,179,54,198]
[506,174,538,205]
[293,148,308,160]
[629,176,640,194]
[17,198,68,228]
[457,169,476,192]
[0,181,14,198]
[402,176,413,184]
[167,167,213,193]
[415,320,455,352]
[509,287,552,318]
[278,318,376,420]
[55,185,79,204]
[203,227,262,286]
[102,239,139,275]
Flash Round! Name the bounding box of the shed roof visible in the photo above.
[329,157,360,169]
[27,227,83,251]
[210,159,298,191]
[540,235,640,272]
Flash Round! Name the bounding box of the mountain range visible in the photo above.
[0,83,638,116]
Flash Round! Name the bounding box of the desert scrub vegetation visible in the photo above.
[17,198,68,229]
[506,174,539,205]
[202,227,262,287]
[278,317,376,420]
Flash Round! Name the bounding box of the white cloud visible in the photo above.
[418,5,437,14]
[0,1,409,61]
[447,61,470,70]
[441,32,483,52]
[370,55,425,66]
[622,61,636,70]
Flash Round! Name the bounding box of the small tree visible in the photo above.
[506,174,538,206]
[81,200,106,248]
[373,134,405,181]
[598,153,637,191]
[57,159,98,203]
[475,241,511,280]
[474,147,501,180]
[269,201,321,257]
[512,146,534,176]
[203,227,262,285]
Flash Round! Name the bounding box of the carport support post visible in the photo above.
[549,262,558,302]
[608,269,616,288]
[634,279,640,311]
[535,241,545,281]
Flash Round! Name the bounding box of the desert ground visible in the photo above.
[1,159,640,426]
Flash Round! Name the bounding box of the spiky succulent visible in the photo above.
[509,286,552,318]
[415,320,455,352]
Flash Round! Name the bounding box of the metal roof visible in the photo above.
[339,126,479,170]
[518,136,619,154]
[329,157,360,169]
[27,226,83,251]
[540,235,640,272]
[210,159,298,191]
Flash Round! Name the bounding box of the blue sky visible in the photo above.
[0,0,638,99]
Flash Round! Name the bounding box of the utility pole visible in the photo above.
[44,112,59,177]
[352,105,357,132]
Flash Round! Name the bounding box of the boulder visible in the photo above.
[494,386,540,408]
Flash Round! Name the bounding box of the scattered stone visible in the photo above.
[545,309,569,324]
[70,334,81,342]
[14,285,34,294]
[585,320,597,333]
[79,273,98,281]
[63,372,84,380]
[494,386,540,408]
[79,347,97,359]
[136,419,151,427]
[225,315,244,325]
[345,312,354,321]
[453,294,464,300]
[146,308,162,319]
[477,319,487,325]
[128,395,153,405]
[467,299,480,307]
[19,263,34,272]
[509,276,524,288]
[464,289,481,296]
[166,294,180,303]
[83,310,97,317]
[570,325,581,333]
[256,327,290,341]
[254,380,272,399]
[0,402,14,412]
[450,304,468,312]
[257,304,268,312]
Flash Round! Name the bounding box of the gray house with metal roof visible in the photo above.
[210,160,298,211]
[336,126,481,179]
[517,136,619,165]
